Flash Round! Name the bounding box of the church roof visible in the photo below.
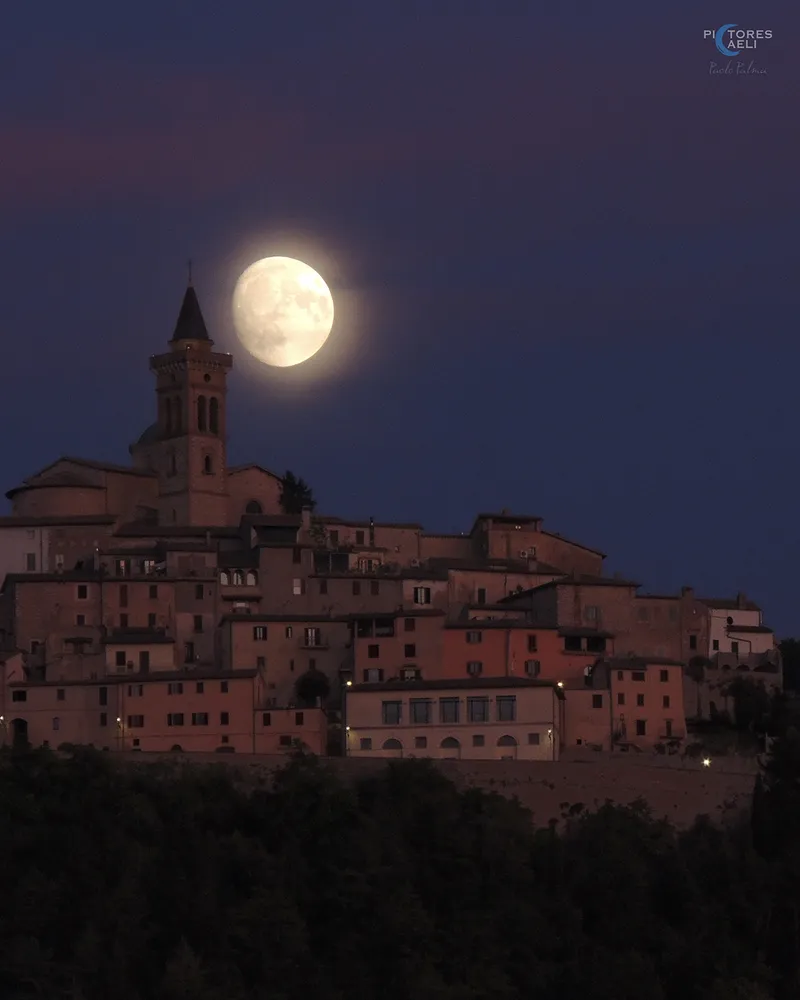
[135,422,160,446]
[171,284,210,343]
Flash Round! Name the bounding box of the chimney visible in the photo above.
[301,506,312,530]
[737,591,747,609]
[681,586,694,598]
[369,516,375,548]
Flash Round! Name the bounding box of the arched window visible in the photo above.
[168,450,176,476]
[203,454,212,474]
[382,738,403,751]
[219,571,230,586]
[497,735,518,747]
[173,399,182,432]
[197,395,207,432]
[440,737,460,748]
[232,570,244,586]
[497,734,518,759]
[209,397,219,434]
[245,500,263,515]
[245,571,257,586]
[164,397,172,434]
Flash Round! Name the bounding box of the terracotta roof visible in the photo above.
[223,613,343,623]
[507,573,639,594]
[170,284,210,342]
[699,597,761,611]
[601,656,684,669]
[445,620,546,631]
[539,530,606,558]
[104,629,174,645]
[0,515,116,527]
[9,669,257,688]
[348,676,564,696]
[471,512,543,528]
[115,523,239,538]
[319,516,424,529]
[227,464,283,481]
[133,422,161,446]
[726,624,773,634]
[37,456,154,478]
[559,626,615,638]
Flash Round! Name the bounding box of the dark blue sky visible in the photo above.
[2,3,798,632]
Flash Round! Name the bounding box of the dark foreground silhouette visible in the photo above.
[0,735,799,1000]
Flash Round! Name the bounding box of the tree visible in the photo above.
[779,638,800,692]
[295,668,331,707]
[686,656,711,719]
[725,677,772,732]
[279,470,316,515]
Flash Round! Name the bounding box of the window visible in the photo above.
[119,614,129,628]
[196,395,208,431]
[360,737,372,750]
[466,631,482,644]
[477,588,487,604]
[167,713,184,726]
[193,583,203,601]
[660,669,669,682]
[382,701,401,724]
[401,667,420,681]
[220,681,228,693]
[636,693,644,707]
[635,720,647,736]
[364,668,383,682]
[584,605,599,621]
[220,571,230,586]
[193,615,203,633]
[712,639,719,651]
[118,584,129,607]
[99,687,108,706]
[467,697,489,722]
[527,635,538,652]
[25,552,36,571]
[253,626,268,640]
[77,585,88,600]
[586,636,606,653]
[57,688,65,701]
[76,614,85,626]
[404,618,416,632]
[592,694,603,709]
[665,720,673,737]
[115,560,130,577]
[304,627,321,647]
[263,713,271,726]
[404,644,416,658]
[203,455,213,475]
[12,690,27,702]
[414,736,427,749]
[167,682,183,695]
[192,713,209,726]
[293,579,305,596]
[352,581,361,596]
[99,713,107,727]
[355,530,365,545]
[292,547,302,564]
[496,696,516,722]
[662,695,671,709]
[370,581,379,596]
[127,716,144,728]
[472,734,485,747]
[632,671,645,681]
[731,641,739,654]
[195,682,204,694]
[564,635,582,651]
[279,735,292,747]
[410,699,432,724]
[127,685,143,697]
[54,554,64,570]
[440,698,460,724]
[368,644,380,659]
[617,693,625,705]
[115,651,126,667]
[319,579,328,594]
[209,398,219,434]
[184,642,195,663]
[528,733,540,745]
[466,661,482,676]
[413,587,431,605]
[689,634,698,650]
[292,711,303,726]
[524,659,540,677]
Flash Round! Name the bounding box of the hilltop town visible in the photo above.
[0,286,783,759]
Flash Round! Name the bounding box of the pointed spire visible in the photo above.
[170,283,211,344]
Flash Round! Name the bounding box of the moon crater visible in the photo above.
[232,256,334,367]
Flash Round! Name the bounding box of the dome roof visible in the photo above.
[135,422,161,446]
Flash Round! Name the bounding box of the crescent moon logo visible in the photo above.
[715,23,739,56]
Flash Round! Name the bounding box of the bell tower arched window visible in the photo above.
[173,398,182,432]
[203,454,212,475]
[164,397,172,434]
[209,397,219,434]
[197,396,207,432]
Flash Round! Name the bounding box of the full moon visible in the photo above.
[232,256,334,367]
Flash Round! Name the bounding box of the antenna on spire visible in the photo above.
[187,258,193,286]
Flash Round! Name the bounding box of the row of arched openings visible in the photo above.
[381,735,518,750]
[163,396,219,435]
[220,570,258,586]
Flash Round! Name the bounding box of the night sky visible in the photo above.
[2,4,798,633]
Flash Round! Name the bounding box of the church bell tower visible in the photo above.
[146,282,234,526]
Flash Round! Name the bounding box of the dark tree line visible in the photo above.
[2,718,800,999]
